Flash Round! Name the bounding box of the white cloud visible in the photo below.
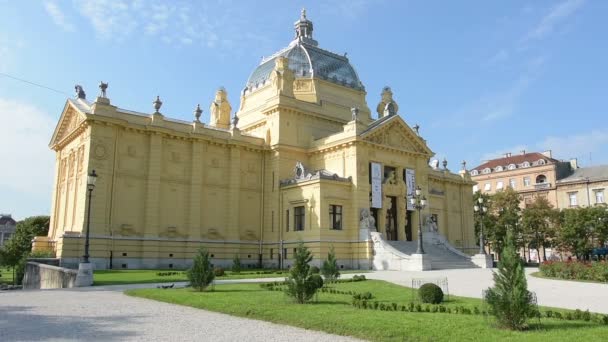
[44,0,75,32]
[523,0,585,42]
[75,0,138,41]
[0,98,56,195]
[538,130,608,162]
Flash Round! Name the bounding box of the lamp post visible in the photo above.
[83,170,97,263]
[410,186,427,254]
[473,197,487,255]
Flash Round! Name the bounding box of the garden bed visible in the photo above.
[539,261,608,283]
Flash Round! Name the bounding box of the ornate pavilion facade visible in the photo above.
[36,11,476,270]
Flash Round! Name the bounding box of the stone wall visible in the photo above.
[22,262,78,289]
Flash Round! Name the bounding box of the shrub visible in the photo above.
[214,267,225,276]
[232,255,242,274]
[321,246,340,281]
[187,248,215,291]
[540,260,608,282]
[309,265,320,274]
[485,231,535,330]
[284,242,322,304]
[309,274,324,289]
[418,283,444,304]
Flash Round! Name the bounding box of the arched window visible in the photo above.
[508,164,516,170]
[522,161,530,168]
[495,166,503,172]
[482,168,491,174]
[536,174,547,184]
[538,159,546,165]
[471,170,479,176]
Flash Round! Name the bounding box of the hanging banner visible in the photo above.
[406,168,416,211]
[371,162,382,208]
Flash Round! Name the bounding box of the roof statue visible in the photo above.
[74,85,86,99]
[99,82,108,98]
[209,87,232,129]
[376,86,399,118]
[153,96,162,113]
[193,104,202,122]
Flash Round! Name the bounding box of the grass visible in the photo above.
[0,267,15,285]
[530,271,608,285]
[126,280,608,342]
[94,269,289,285]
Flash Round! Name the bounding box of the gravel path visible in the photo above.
[0,288,362,342]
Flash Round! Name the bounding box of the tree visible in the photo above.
[485,231,536,330]
[285,242,322,304]
[187,248,215,291]
[321,246,340,281]
[556,207,606,259]
[473,191,493,252]
[232,254,242,274]
[0,216,50,285]
[521,197,559,262]
[487,188,521,257]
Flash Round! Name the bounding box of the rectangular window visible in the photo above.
[523,177,531,187]
[595,190,605,204]
[270,248,273,260]
[568,192,578,207]
[329,205,343,230]
[473,185,478,193]
[294,206,305,231]
[285,210,290,231]
[509,178,516,189]
[283,248,287,260]
[496,181,504,190]
[484,183,491,191]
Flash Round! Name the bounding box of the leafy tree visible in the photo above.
[187,248,215,291]
[485,231,536,330]
[487,188,521,257]
[232,254,242,274]
[0,216,50,284]
[473,191,493,252]
[321,246,340,281]
[521,197,559,262]
[285,242,322,304]
[556,206,608,259]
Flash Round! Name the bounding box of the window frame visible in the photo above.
[484,183,491,191]
[509,178,516,189]
[568,192,578,207]
[294,206,305,231]
[523,177,531,187]
[496,181,504,190]
[329,204,343,230]
[595,189,605,204]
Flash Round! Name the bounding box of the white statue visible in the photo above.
[426,215,439,233]
[359,208,376,231]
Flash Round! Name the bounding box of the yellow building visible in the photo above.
[36,11,476,270]
[556,165,608,208]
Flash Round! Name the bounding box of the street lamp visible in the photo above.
[474,197,488,255]
[410,186,427,254]
[83,170,97,263]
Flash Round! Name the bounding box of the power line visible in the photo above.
[0,72,71,97]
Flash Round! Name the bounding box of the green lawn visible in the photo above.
[126,280,608,341]
[0,267,14,285]
[93,269,290,285]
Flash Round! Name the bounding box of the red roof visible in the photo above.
[471,152,558,172]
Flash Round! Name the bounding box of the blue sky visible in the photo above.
[1,0,606,219]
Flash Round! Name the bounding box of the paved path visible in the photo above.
[367,268,608,314]
[0,287,361,342]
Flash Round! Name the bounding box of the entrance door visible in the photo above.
[385,196,398,241]
[405,210,413,241]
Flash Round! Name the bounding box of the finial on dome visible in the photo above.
[301,8,306,19]
[294,8,317,46]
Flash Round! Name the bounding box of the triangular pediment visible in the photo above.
[360,115,433,156]
[49,100,88,149]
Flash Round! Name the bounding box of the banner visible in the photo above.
[371,162,382,208]
[406,168,416,211]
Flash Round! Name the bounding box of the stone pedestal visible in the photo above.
[472,254,493,269]
[409,253,431,271]
[74,262,94,287]
[359,228,371,241]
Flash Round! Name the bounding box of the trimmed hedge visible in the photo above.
[418,283,444,304]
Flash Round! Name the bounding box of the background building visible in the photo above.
[35,12,476,270]
[556,165,608,208]
[470,151,574,208]
[0,214,17,246]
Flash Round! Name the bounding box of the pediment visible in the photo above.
[361,116,433,156]
[49,100,88,148]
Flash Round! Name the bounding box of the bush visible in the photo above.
[187,248,215,291]
[418,283,444,304]
[540,261,608,282]
[309,266,320,274]
[284,242,322,303]
[214,267,225,276]
[321,246,340,281]
[232,255,242,274]
[309,274,324,289]
[485,231,535,330]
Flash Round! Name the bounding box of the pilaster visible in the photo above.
[144,133,162,237]
[188,141,203,239]
[227,146,241,240]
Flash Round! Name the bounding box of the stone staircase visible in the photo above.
[386,240,479,270]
